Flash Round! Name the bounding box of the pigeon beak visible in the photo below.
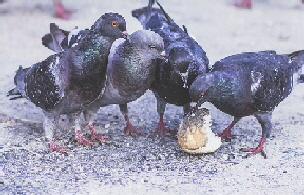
[122,31,128,39]
[197,94,207,105]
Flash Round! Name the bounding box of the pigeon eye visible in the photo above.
[149,45,156,49]
[199,93,204,97]
[111,21,119,27]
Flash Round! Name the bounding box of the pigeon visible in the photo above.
[132,1,209,136]
[83,30,165,136]
[42,23,166,136]
[189,50,304,158]
[7,12,127,154]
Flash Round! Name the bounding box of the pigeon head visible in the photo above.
[168,47,193,88]
[128,30,164,57]
[7,65,28,100]
[189,73,215,103]
[92,12,127,39]
[288,50,304,74]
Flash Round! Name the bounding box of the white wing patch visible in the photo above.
[51,56,63,96]
[251,71,262,94]
[68,27,80,44]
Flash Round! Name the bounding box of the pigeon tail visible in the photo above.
[156,2,172,23]
[7,66,28,100]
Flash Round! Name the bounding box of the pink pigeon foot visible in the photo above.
[49,138,69,154]
[234,0,252,9]
[123,115,145,137]
[54,4,73,20]
[72,129,94,147]
[241,137,267,159]
[150,114,173,137]
[88,125,109,143]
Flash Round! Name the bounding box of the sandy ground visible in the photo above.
[1,0,304,194]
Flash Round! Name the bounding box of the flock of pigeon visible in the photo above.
[7,1,304,158]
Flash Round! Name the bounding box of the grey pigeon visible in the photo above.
[7,12,127,154]
[83,30,165,137]
[190,50,304,158]
[132,1,209,136]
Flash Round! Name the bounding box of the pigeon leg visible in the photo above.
[234,0,252,9]
[218,117,241,138]
[49,137,69,154]
[119,104,145,136]
[150,96,171,137]
[88,125,109,143]
[242,112,272,158]
[83,109,109,143]
[242,137,267,159]
[150,113,171,137]
[70,116,94,147]
[44,115,69,154]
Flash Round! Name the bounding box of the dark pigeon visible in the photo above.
[7,12,127,154]
[189,50,304,158]
[132,1,209,136]
[83,30,165,137]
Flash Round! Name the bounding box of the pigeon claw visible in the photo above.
[149,122,174,137]
[49,139,69,155]
[124,123,145,137]
[242,147,267,159]
[241,137,267,159]
[72,129,94,147]
[54,4,74,20]
[88,125,110,143]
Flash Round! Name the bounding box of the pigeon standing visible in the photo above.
[190,50,304,158]
[7,13,127,154]
[132,1,209,136]
[83,30,165,136]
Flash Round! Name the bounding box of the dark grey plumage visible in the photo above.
[83,30,165,136]
[132,1,209,136]
[190,50,304,158]
[7,13,127,153]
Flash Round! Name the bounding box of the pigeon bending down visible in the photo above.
[83,30,165,136]
[7,13,127,154]
[190,50,304,158]
[132,1,209,136]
